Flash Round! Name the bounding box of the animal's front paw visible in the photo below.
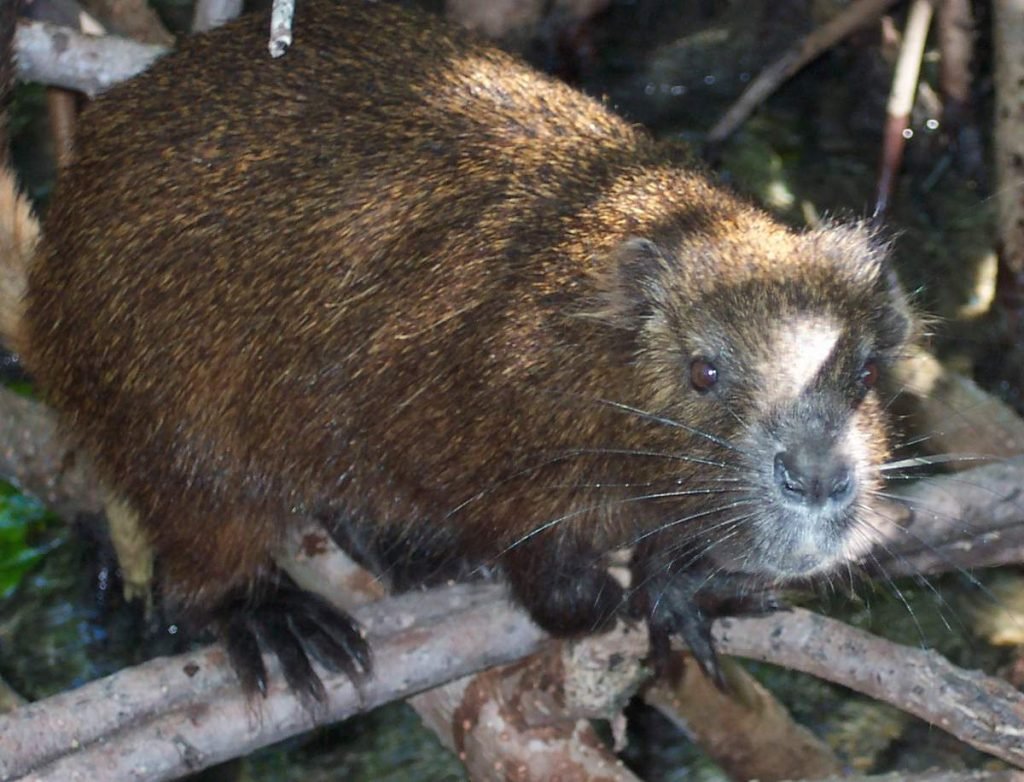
[639,568,785,689]
[216,577,371,702]
[643,571,722,687]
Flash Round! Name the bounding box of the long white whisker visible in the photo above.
[861,495,1020,634]
[880,453,995,472]
[445,446,741,519]
[628,499,760,547]
[593,398,753,457]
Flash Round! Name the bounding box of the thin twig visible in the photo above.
[875,0,935,216]
[269,0,294,57]
[706,0,901,147]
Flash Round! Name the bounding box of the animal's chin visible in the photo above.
[707,504,877,581]
[749,549,849,581]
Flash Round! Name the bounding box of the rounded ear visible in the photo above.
[811,219,895,281]
[811,221,916,349]
[587,237,676,326]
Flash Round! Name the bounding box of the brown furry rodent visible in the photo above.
[24,0,913,696]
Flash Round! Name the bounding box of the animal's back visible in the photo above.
[25,0,692,600]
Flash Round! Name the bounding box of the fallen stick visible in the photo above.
[706,0,901,146]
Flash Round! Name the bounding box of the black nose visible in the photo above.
[774,450,854,508]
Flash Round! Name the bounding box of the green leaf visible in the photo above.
[0,482,59,596]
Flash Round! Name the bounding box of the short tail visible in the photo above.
[0,165,37,355]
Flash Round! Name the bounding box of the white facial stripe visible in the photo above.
[773,316,841,392]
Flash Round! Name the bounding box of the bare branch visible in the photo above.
[713,608,1024,769]
[871,459,1024,577]
[14,21,167,97]
[892,348,1024,461]
[269,0,294,57]
[410,629,647,782]
[5,587,1024,778]
[874,0,934,216]
[644,655,842,781]
[0,584,548,781]
[815,772,1024,782]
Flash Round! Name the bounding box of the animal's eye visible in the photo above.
[689,357,719,393]
[859,358,879,390]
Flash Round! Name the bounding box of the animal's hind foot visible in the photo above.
[216,577,371,702]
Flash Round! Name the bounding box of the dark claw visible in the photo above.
[279,590,372,676]
[639,563,783,691]
[259,610,326,703]
[648,597,725,690]
[212,579,372,702]
[674,608,726,690]
[222,614,268,697]
[287,597,371,684]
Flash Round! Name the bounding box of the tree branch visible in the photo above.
[14,21,167,97]
[713,609,1024,769]
[870,459,1024,577]
[993,0,1024,282]
[4,582,1024,779]
[0,583,548,781]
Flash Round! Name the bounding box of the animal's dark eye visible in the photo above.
[859,358,879,390]
[689,357,719,393]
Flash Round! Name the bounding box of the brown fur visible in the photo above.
[24,1,911,661]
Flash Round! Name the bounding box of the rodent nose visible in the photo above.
[774,450,854,508]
